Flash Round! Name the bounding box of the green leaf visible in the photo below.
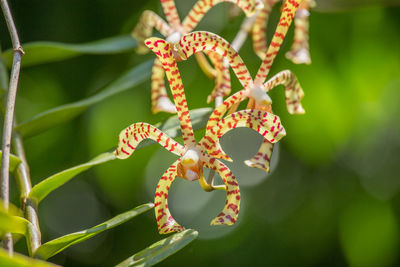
[15,60,153,138]
[0,248,59,267]
[28,107,211,204]
[2,35,137,68]
[0,206,30,236]
[29,152,116,204]
[0,150,21,172]
[34,203,154,260]
[116,229,198,267]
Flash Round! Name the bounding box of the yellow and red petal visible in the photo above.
[254,0,303,84]
[114,123,184,159]
[155,160,185,234]
[252,0,279,59]
[177,31,252,88]
[145,37,196,147]
[202,155,241,226]
[206,51,231,103]
[160,0,181,28]
[285,6,311,64]
[201,109,286,160]
[182,0,263,33]
[264,70,305,114]
[151,58,177,114]
[244,139,274,172]
[132,10,173,54]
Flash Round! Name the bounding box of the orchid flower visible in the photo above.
[132,0,263,114]
[114,38,286,234]
[252,0,314,64]
[285,0,315,64]
[170,0,304,172]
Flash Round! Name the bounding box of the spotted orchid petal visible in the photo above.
[195,52,217,79]
[206,90,248,134]
[132,10,174,54]
[254,0,303,84]
[182,0,264,33]
[244,139,274,172]
[177,31,252,89]
[201,109,286,160]
[114,123,185,159]
[155,160,185,234]
[202,155,241,226]
[264,70,305,114]
[151,58,177,114]
[252,0,280,59]
[145,37,196,147]
[206,51,231,103]
[285,0,311,64]
[160,0,181,28]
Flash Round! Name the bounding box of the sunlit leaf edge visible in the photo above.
[116,229,198,267]
[34,203,154,260]
[0,248,59,267]
[15,60,153,138]
[3,35,137,68]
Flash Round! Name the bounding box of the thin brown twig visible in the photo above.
[0,0,24,255]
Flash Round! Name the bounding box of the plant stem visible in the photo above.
[0,0,24,255]
[13,134,41,255]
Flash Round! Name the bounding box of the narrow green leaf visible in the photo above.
[3,35,137,68]
[28,108,211,204]
[0,150,21,172]
[0,248,59,267]
[29,152,116,204]
[0,206,30,236]
[15,60,153,138]
[34,203,154,260]
[116,229,198,267]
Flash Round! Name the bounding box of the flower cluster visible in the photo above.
[115,0,309,234]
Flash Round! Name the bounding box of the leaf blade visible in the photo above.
[34,203,154,260]
[15,60,153,138]
[29,152,116,204]
[116,229,198,267]
[3,35,137,67]
[0,150,21,172]
[0,248,59,267]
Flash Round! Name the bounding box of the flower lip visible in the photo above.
[248,84,272,108]
[166,31,182,45]
[179,147,202,181]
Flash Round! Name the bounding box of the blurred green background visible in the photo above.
[1,0,400,266]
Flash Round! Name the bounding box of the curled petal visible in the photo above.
[155,160,185,234]
[201,109,286,160]
[264,70,305,114]
[151,58,177,114]
[206,90,248,135]
[145,37,196,147]
[160,0,181,27]
[244,139,274,172]
[206,51,231,103]
[132,10,173,54]
[177,31,252,88]
[203,155,240,226]
[285,7,311,64]
[114,123,185,159]
[252,0,279,59]
[195,52,217,79]
[254,0,302,84]
[182,0,263,32]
